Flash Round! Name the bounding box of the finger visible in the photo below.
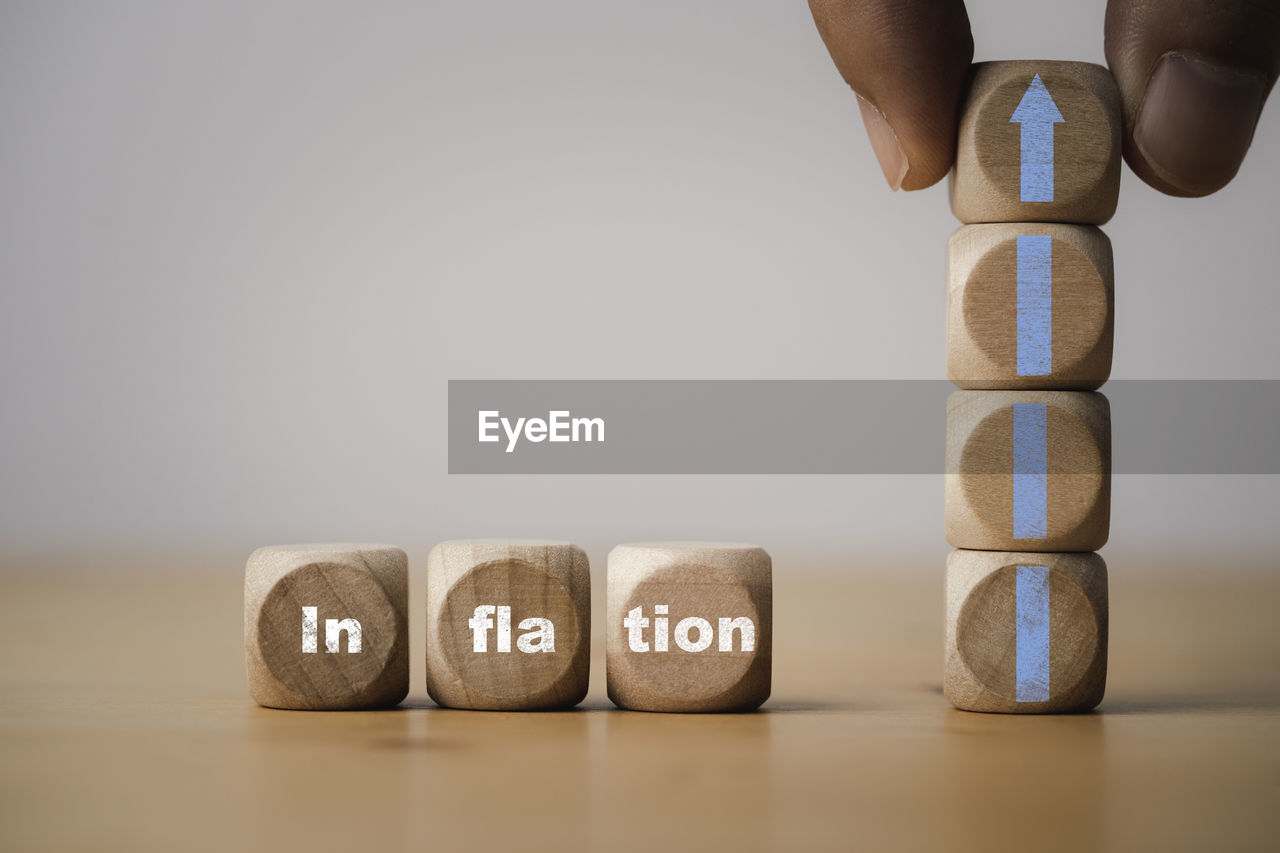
[808,0,974,191]
[1105,0,1280,197]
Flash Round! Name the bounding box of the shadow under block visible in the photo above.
[425,539,591,710]
[948,223,1113,390]
[244,543,409,710]
[607,542,771,712]
[946,549,1107,713]
[950,60,1121,225]
[946,390,1110,552]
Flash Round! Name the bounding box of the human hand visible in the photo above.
[808,0,1280,197]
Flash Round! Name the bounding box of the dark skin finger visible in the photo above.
[808,0,975,191]
[1107,0,1279,196]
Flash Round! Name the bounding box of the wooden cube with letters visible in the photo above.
[244,543,409,710]
[607,542,771,712]
[426,539,591,710]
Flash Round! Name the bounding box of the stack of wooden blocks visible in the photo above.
[944,61,1119,713]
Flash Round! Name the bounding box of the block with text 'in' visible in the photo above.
[426,539,591,710]
[948,223,1113,390]
[244,544,409,710]
[946,390,1110,552]
[607,542,771,712]
[946,549,1107,713]
[950,60,1121,225]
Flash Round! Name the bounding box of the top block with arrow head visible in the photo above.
[951,61,1121,224]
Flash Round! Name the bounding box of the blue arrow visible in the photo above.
[1016,565,1051,702]
[1017,235,1052,376]
[1013,402,1047,540]
[1010,74,1064,202]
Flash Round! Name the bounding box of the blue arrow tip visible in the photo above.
[1011,74,1064,124]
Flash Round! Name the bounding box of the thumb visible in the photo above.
[1105,0,1280,196]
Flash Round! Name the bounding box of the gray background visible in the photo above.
[2,1,1276,570]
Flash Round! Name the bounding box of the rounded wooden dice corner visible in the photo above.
[606,664,771,714]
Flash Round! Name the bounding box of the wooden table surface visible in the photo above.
[2,555,1277,852]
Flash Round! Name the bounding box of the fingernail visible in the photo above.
[1134,51,1267,196]
[857,94,909,191]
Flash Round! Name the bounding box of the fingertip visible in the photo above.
[856,95,909,191]
[1105,0,1280,197]
[1129,51,1267,196]
[809,0,972,193]
[852,80,965,193]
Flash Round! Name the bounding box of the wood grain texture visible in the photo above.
[950,61,1121,224]
[425,539,590,710]
[244,543,408,710]
[607,542,771,712]
[946,549,1107,713]
[4,562,1280,851]
[948,223,1113,389]
[946,390,1111,551]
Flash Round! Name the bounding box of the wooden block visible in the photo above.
[946,549,1107,713]
[950,61,1121,224]
[946,390,1110,551]
[244,543,408,710]
[425,539,590,710]
[948,223,1113,390]
[607,542,771,712]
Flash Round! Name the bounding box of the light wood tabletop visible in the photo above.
[2,554,1277,852]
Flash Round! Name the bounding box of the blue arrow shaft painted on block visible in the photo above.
[1013,403,1047,540]
[1016,565,1051,702]
[1017,235,1052,376]
[1019,122,1056,201]
[1011,74,1063,202]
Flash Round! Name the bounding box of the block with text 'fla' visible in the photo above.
[946,390,1110,552]
[950,60,1121,225]
[245,544,409,710]
[426,540,590,710]
[946,549,1107,713]
[607,542,771,712]
[948,223,1113,390]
